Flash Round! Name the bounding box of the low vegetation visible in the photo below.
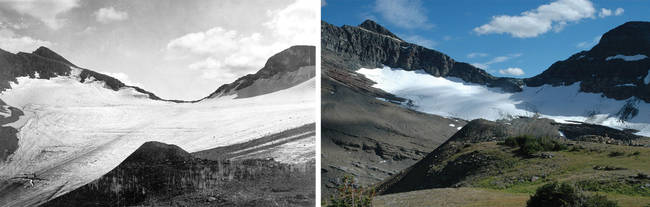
[527,182,619,207]
[326,175,375,207]
[503,135,567,156]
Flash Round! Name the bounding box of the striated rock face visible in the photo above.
[0,46,165,101]
[205,45,316,99]
[321,20,524,92]
[525,21,650,102]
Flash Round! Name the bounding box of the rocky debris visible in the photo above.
[205,45,315,99]
[321,20,523,93]
[524,21,650,102]
[537,152,554,159]
[593,165,627,171]
[555,121,646,143]
[575,135,626,145]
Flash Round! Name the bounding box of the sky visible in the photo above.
[322,0,650,78]
[0,0,319,100]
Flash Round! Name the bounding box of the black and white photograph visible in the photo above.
[0,0,317,206]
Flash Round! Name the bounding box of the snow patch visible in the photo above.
[605,54,647,61]
[644,70,650,85]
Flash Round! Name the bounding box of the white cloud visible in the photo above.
[0,0,79,29]
[402,34,436,48]
[471,53,522,69]
[167,0,317,82]
[498,67,525,76]
[576,35,601,48]
[374,0,433,29]
[467,52,488,58]
[474,0,596,38]
[94,7,128,24]
[471,63,488,69]
[0,28,51,53]
[614,8,624,16]
[598,8,612,18]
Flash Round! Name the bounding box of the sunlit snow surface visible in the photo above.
[358,66,650,136]
[0,73,314,205]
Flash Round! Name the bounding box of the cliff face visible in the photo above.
[321,20,524,92]
[525,21,650,102]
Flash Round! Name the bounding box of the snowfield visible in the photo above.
[358,66,650,136]
[0,72,315,206]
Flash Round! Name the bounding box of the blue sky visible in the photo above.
[322,0,650,78]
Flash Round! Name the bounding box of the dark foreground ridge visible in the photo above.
[42,141,315,207]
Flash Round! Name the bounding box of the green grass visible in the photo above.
[449,140,650,206]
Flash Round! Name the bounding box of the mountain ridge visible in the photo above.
[323,20,650,102]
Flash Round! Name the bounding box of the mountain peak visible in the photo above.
[592,21,650,56]
[32,46,76,67]
[358,19,402,40]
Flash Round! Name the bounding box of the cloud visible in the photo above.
[374,0,433,29]
[576,35,601,48]
[498,67,525,76]
[402,34,436,48]
[0,0,79,29]
[94,7,128,23]
[471,53,522,69]
[471,63,488,69]
[467,52,488,58]
[166,0,317,83]
[598,8,612,18]
[0,28,51,53]
[474,0,596,38]
[614,8,624,16]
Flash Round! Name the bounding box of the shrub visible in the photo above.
[504,135,567,156]
[527,182,619,207]
[327,175,375,207]
[608,151,625,157]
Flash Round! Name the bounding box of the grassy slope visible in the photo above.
[375,141,650,207]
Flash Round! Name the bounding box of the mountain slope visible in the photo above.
[321,21,468,198]
[525,21,650,102]
[205,45,316,99]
